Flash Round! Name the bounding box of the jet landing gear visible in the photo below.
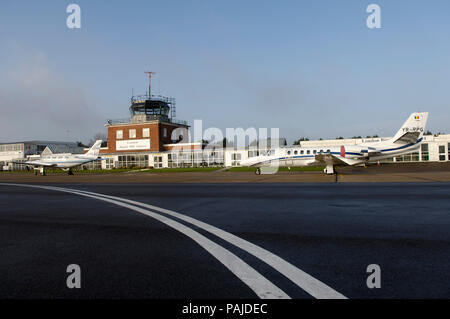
[34,167,46,176]
[324,164,335,175]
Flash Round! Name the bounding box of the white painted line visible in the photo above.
[0,183,289,299]
[28,184,347,299]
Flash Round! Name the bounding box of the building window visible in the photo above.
[248,150,259,158]
[153,156,163,168]
[116,130,123,139]
[439,145,446,161]
[231,153,241,160]
[448,143,450,161]
[129,129,136,139]
[231,153,241,166]
[421,143,429,161]
[164,127,168,137]
[105,158,114,169]
[117,155,149,168]
[143,128,150,138]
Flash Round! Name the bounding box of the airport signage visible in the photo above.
[116,139,150,151]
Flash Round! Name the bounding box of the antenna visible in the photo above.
[144,71,156,98]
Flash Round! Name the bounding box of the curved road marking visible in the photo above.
[68,187,348,299]
[2,183,347,299]
[0,183,289,299]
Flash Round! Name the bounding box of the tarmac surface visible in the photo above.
[1,181,450,299]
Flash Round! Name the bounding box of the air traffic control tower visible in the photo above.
[104,73,189,154]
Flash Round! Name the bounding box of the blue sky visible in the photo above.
[1,0,449,144]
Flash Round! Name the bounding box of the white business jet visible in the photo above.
[240,112,429,174]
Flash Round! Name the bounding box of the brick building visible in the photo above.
[98,94,224,169]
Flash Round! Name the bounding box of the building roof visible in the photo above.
[42,144,85,155]
[0,140,78,146]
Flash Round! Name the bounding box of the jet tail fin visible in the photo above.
[85,140,102,158]
[390,112,428,144]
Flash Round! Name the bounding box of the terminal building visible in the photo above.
[97,91,224,169]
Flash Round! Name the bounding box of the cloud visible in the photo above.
[0,53,104,143]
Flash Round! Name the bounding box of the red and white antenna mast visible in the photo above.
[144,71,156,98]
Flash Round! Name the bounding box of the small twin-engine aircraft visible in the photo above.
[240,112,429,174]
[10,140,103,176]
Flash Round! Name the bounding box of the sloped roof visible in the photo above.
[42,144,84,155]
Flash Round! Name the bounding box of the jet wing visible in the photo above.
[313,154,360,166]
[9,160,57,167]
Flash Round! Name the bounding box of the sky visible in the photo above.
[0,0,449,144]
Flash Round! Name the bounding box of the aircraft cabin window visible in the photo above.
[327,149,331,153]
[307,150,310,154]
[300,150,304,155]
[287,150,291,155]
[313,150,317,154]
[294,150,298,155]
